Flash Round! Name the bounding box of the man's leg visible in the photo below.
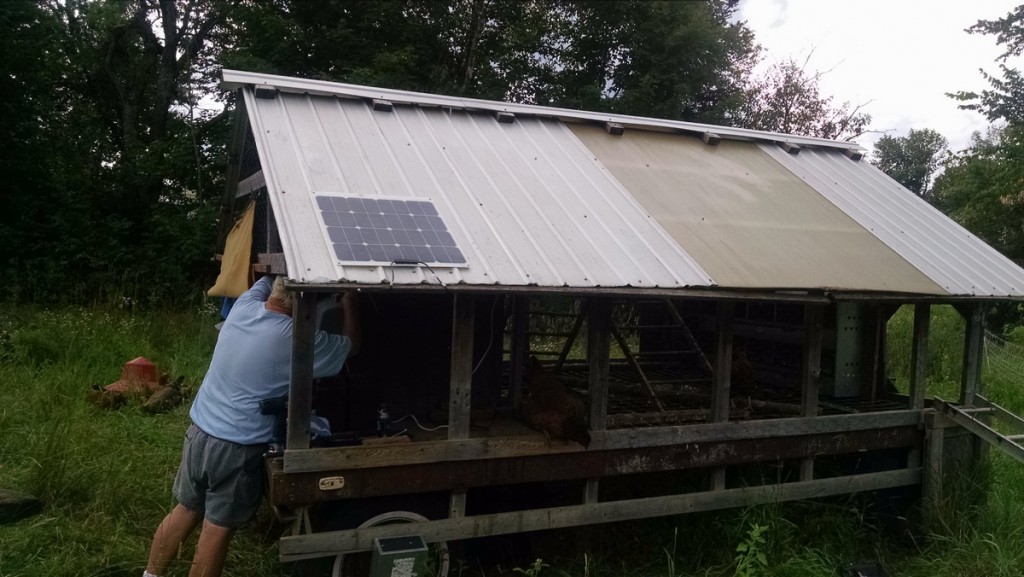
[147,504,203,575]
[188,519,235,577]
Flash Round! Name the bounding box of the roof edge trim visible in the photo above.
[221,69,865,152]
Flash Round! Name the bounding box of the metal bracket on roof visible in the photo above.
[844,148,864,161]
[254,84,277,99]
[372,98,394,112]
[702,132,722,146]
[778,141,802,155]
[496,111,516,124]
[605,122,624,135]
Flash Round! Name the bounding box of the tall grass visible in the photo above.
[2,304,1023,576]
[0,303,282,576]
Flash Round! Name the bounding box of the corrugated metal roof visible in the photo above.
[570,125,946,295]
[228,69,1024,298]
[223,69,863,152]
[763,146,1024,297]
[245,89,713,288]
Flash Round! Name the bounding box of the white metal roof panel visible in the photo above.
[763,146,1024,297]
[244,89,713,288]
[571,125,946,295]
[223,69,863,152]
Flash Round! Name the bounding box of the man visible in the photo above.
[144,276,361,577]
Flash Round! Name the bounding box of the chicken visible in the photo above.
[520,357,591,448]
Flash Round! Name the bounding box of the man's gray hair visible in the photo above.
[270,276,296,310]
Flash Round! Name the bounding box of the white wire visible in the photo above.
[393,413,449,432]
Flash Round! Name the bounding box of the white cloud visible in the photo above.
[737,0,1022,152]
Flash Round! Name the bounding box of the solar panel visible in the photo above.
[315,194,467,266]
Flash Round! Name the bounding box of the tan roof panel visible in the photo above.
[570,124,946,294]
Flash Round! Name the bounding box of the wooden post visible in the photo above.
[800,304,823,481]
[907,303,931,469]
[449,294,475,440]
[712,301,734,490]
[287,292,317,451]
[922,411,945,533]
[449,294,475,519]
[508,297,530,410]
[909,304,931,411]
[958,303,984,408]
[585,298,612,504]
[216,102,249,251]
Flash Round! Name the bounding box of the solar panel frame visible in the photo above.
[313,192,468,268]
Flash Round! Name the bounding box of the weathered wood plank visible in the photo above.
[449,294,475,440]
[287,293,317,451]
[283,410,922,473]
[801,304,823,481]
[909,304,931,411]
[922,411,945,532]
[279,469,922,560]
[216,102,249,251]
[508,297,530,410]
[588,298,612,431]
[712,302,734,424]
[959,303,984,407]
[712,302,734,489]
[269,427,921,504]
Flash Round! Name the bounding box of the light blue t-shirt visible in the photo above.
[190,277,351,444]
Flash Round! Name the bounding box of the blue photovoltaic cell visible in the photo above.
[317,195,466,265]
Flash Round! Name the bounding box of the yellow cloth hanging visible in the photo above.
[208,202,256,298]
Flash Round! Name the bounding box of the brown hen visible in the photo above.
[520,357,591,448]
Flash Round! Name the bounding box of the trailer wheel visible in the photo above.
[331,510,450,577]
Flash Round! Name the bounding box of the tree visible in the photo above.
[225,0,760,123]
[950,5,1024,124]
[871,128,949,199]
[738,56,871,141]
[0,0,237,302]
[932,126,1024,266]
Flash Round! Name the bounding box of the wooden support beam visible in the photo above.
[269,427,920,504]
[907,303,931,469]
[712,302,734,490]
[508,297,530,410]
[922,411,946,533]
[909,304,931,411]
[555,302,588,372]
[610,324,665,412]
[586,298,612,504]
[284,410,923,473]
[712,302,734,423]
[280,469,922,561]
[664,299,713,375]
[587,299,611,430]
[958,303,984,407]
[449,295,475,440]
[800,304,824,481]
[286,292,317,451]
[216,102,250,251]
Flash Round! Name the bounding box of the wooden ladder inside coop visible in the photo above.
[935,395,1024,465]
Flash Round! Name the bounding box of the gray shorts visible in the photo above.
[173,424,266,528]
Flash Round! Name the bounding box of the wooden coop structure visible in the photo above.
[218,69,1024,572]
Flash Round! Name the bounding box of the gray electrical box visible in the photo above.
[370,535,429,577]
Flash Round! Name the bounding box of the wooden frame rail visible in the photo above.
[279,468,921,561]
[283,410,923,473]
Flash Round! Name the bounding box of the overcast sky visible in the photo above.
[736,0,1021,153]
